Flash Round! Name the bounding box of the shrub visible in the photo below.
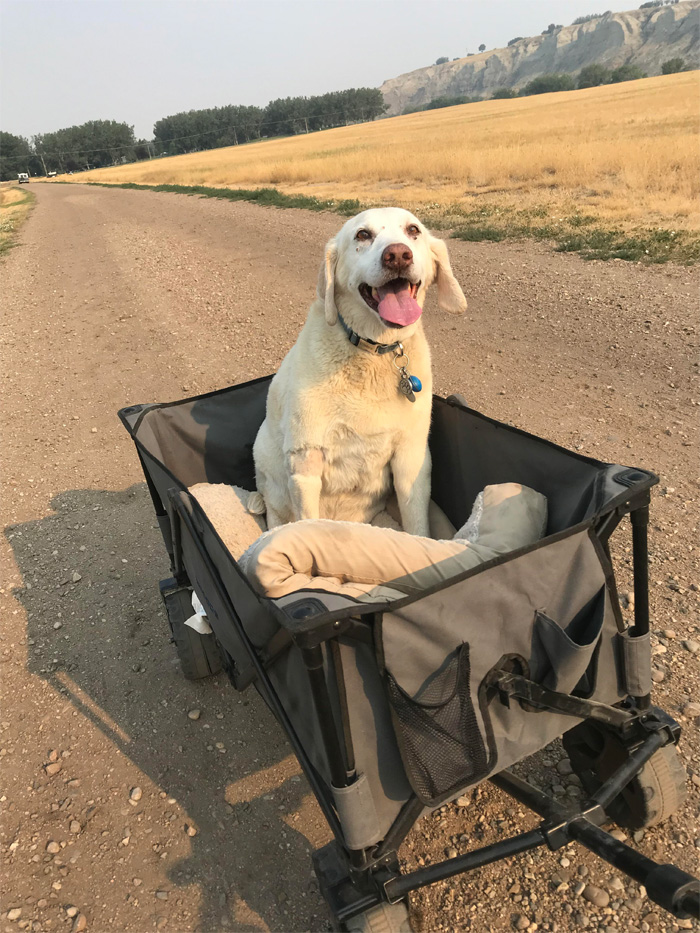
[435,56,449,65]
[521,73,576,95]
[508,37,523,46]
[610,64,647,82]
[661,57,686,74]
[578,63,612,88]
[491,88,518,99]
[572,13,605,24]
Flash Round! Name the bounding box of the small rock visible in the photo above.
[129,786,142,803]
[574,881,586,896]
[662,629,676,639]
[72,915,87,933]
[185,824,197,837]
[187,709,201,721]
[48,749,59,762]
[155,891,169,900]
[515,915,530,931]
[45,761,62,776]
[53,620,63,630]
[650,668,665,684]
[559,857,570,868]
[7,908,22,921]
[46,841,60,854]
[445,846,458,858]
[609,876,625,892]
[609,829,627,842]
[683,701,700,718]
[66,907,79,918]
[556,759,573,776]
[69,820,81,834]
[508,883,521,895]
[582,885,610,908]
[91,427,97,433]
[133,878,142,887]
[682,639,699,654]
[37,900,47,909]
[71,572,82,583]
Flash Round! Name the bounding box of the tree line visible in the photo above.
[0,120,144,181]
[152,88,385,154]
[0,87,386,180]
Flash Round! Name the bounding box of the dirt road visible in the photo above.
[1,183,698,933]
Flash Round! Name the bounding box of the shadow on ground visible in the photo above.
[7,483,329,932]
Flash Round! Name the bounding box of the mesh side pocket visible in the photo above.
[385,643,490,806]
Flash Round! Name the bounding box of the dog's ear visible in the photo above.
[429,235,467,314]
[317,239,338,325]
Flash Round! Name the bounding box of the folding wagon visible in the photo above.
[119,376,699,931]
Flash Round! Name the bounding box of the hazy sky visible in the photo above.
[2,0,642,140]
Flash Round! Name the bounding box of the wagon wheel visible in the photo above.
[337,902,413,933]
[313,842,414,933]
[562,720,687,830]
[160,581,222,680]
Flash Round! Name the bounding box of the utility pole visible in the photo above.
[303,117,309,134]
[39,151,48,176]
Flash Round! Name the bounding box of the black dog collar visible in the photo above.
[337,312,402,355]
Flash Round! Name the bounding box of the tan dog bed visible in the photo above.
[189,483,547,603]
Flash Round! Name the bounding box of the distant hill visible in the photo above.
[381,1,700,114]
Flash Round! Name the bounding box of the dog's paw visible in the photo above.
[246,492,266,515]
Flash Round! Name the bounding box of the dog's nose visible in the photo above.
[382,243,413,272]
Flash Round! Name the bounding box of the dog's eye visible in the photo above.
[355,229,372,241]
[407,224,420,237]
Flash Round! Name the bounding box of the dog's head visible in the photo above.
[317,207,467,341]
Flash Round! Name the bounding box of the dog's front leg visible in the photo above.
[288,448,324,521]
[392,443,432,537]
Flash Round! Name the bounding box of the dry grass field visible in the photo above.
[64,72,700,261]
[0,184,35,256]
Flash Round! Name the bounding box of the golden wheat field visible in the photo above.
[70,73,699,230]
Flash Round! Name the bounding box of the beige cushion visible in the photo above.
[188,484,456,562]
[189,483,266,560]
[241,484,547,600]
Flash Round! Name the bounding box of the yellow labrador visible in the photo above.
[252,208,466,536]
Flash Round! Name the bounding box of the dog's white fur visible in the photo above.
[252,207,466,536]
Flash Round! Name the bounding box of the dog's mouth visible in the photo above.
[359,278,422,328]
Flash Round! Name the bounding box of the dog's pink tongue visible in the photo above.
[376,280,422,326]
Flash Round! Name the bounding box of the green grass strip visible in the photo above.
[62,180,698,265]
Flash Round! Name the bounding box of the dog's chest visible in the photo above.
[321,417,395,498]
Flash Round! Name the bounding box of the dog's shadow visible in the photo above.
[8,484,331,932]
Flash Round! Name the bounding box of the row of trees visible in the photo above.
[153,88,386,154]
[0,87,385,180]
[0,121,145,180]
[404,57,691,114]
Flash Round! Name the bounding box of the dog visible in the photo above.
[251,207,466,537]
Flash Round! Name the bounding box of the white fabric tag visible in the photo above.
[184,591,213,635]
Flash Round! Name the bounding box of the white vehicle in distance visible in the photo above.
[17,173,29,184]
[47,170,57,178]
